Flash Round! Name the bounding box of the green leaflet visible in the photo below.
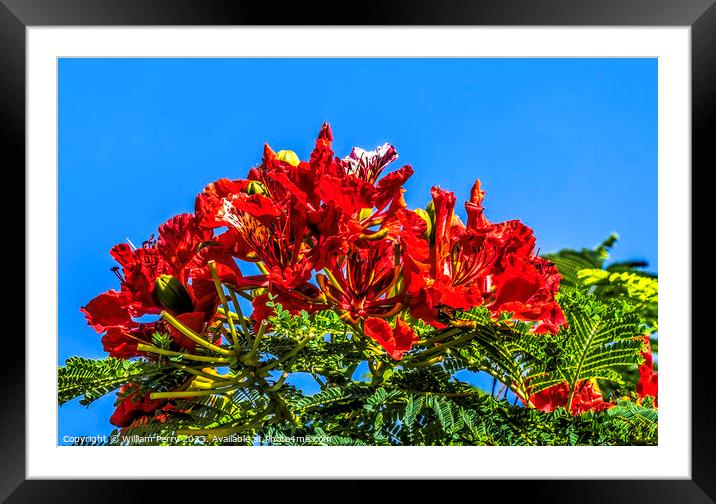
[58,357,154,406]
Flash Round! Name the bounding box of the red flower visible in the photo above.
[402,180,565,334]
[108,242,171,317]
[306,205,349,271]
[82,213,247,356]
[311,124,414,242]
[101,324,156,359]
[363,317,418,360]
[259,144,316,209]
[489,254,566,333]
[211,153,317,291]
[340,144,399,184]
[529,380,613,415]
[157,213,213,280]
[403,184,500,326]
[81,290,137,333]
[636,335,658,406]
[195,178,250,229]
[84,124,567,380]
[87,213,238,322]
[316,239,403,325]
[165,311,206,352]
[194,124,414,306]
[219,201,314,290]
[316,142,397,213]
[109,385,166,427]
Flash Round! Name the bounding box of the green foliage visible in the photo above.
[543,233,619,291]
[544,234,658,398]
[578,269,658,330]
[527,291,647,396]
[544,234,657,326]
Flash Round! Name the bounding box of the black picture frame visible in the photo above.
[3,1,711,502]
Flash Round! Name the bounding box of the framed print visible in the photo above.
[3,0,713,502]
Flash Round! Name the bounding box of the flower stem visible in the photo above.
[149,383,244,400]
[207,260,240,350]
[226,288,251,337]
[263,371,288,392]
[137,343,230,364]
[407,330,477,364]
[166,363,233,381]
[216,307,252,346]
[161,311,232,357]
[188,378,250,390]
[232,289,255,302]
[407,355,444,368]
[245,320,266,361]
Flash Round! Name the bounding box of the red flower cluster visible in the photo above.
[81,213,247,358]
[83,123,566,360]
[81,124,566,425]
[529,380,614,415]
[193,123,565,340]
[403,183,565,333]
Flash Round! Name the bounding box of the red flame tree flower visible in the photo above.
[67,123,655,441]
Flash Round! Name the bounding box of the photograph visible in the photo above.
[57,57,659,447]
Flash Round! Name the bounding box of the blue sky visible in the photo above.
[58,58,657,443]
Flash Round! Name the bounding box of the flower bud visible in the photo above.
[275,149,300,167]
[413,208,432,239]
[154,274,193,313]
[246,180,268,196]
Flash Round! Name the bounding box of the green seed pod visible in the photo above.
[413,208,433,239]
[246,180,268,196]
[154,274,193,313]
